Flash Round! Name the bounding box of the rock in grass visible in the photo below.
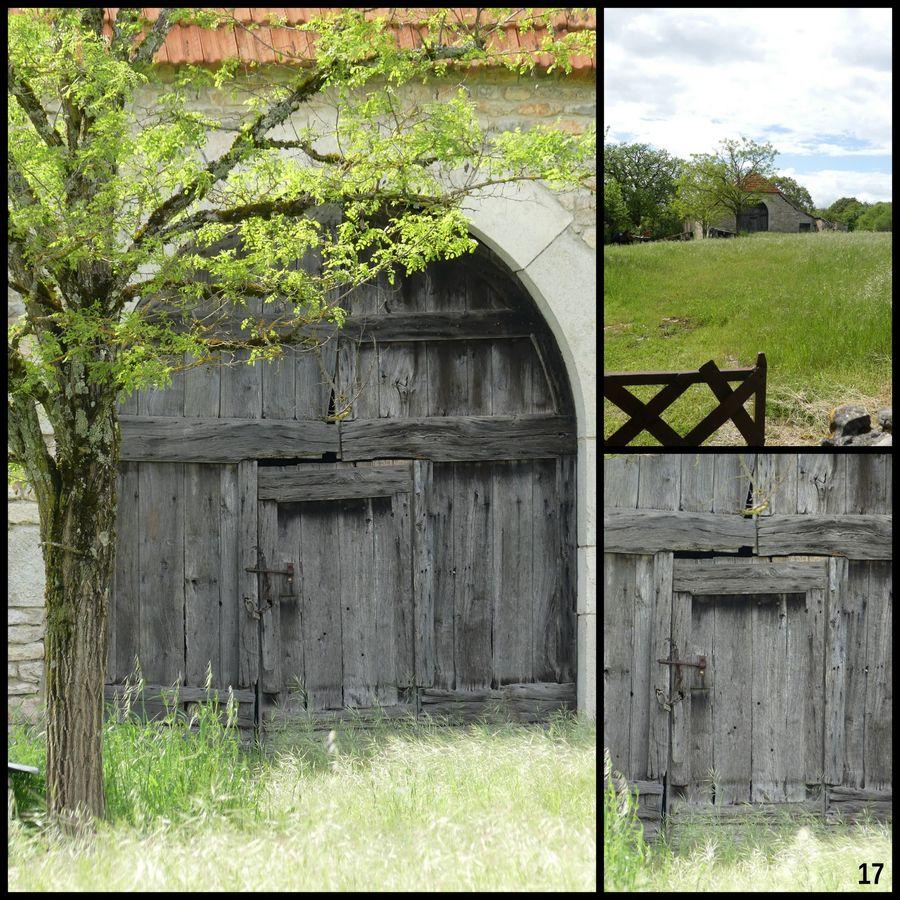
[829,404,871,437]
[877,408,892,432]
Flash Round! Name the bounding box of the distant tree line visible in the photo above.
[604,135,891,243]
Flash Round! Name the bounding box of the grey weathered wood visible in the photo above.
[603,454,640,509]
[757,514,892,560]
[295,342,337,420]
[712,454,755,514]
[412,460,435,688]
[864,560,891,791]
[669,590,691,786]
[104,683,255,704]
[275,503,303,704]
[797,453,847,514]
[751,595,787,802]
[847,454,888,514]
[755,453,798,514]
[219,465,240,686]
[261,348,296,420]
[672,559,827,595]
[713,595,752,804]
[454,462,493,690]
[257,464,412,502]
[340,414,576,462]
[783,593,809,801]
[120,416,339,462]
[183,358,221,418]
[316,310,537,341]
[371,496,400,707]
[647,552,672,781]
[430,464,456,690]
[826,787,892,823]
[824,557,849,785]
[531,458,561,682]
[842,561,868,788]
[603,509,756,554]
[686,588,715,803]
[419,681,575,722]
[492,460,533,685]
[637,454,681,509]
[138,463,184,685]
[299,501,343,710]
[557,454,577,684]
[390,490,415,696]
[629,555,654,780]
[257,500,282,694]
[604,553,637,776]
[805,586,826,787]
[680,454,716,512]
[378,341,428,417]
[113,463,141,684]
[219,345,262,420]
[184,464,221,686]
[238,460,258,689]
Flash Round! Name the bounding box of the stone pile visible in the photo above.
[821,405,892,446]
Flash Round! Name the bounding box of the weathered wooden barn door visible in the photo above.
[110,242,578,727]
[668,557,827,816]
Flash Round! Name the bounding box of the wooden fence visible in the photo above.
[604,352,766,447]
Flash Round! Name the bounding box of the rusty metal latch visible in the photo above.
[243,562,295,617]
[656,649,707,695]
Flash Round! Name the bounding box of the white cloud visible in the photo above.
[780,168,893,207]
[604,8,893,160]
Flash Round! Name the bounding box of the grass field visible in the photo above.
[8,700,596,892]
[603,232,892,445]
[604,756,892,892]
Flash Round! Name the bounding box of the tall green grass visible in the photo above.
[604,232,892,444]
[603,749,648,891]
[8,696,596,892]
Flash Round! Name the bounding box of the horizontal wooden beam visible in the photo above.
[420,682,575,722]
[104,683,255,705]
[120,416,339,462]
[340,415,576,462]
[757,514,892,560]
[673,559,827,595]
[258,464,412,501]
[603,509,756,554]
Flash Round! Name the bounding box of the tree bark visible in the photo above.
[41,394,120,823]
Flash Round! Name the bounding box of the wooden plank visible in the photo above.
[296,342,337,420]
[805,587,826,788]
[797,454,846,514]
[378,342,428,417]
[629,555,654,780]
[491,338,529,414]
[603,454,640,509]
[672,559,827,595]
[686,589,715,803]
[846,454,888,514]
[557,454,577,684]
[340,414,576,462]
[120,415,340,462]
[842,561,869,788]
[454,462,494,690]
[113,463,141,684]
[863,561,891,791]
[680,454,716,512]
[757,515,892,560]
[712,453,755,514]
[276,503,303,705]
[492,460,533,685]
[390,491,415,699]
[419,681,575,722]
[339,499,378,707]
[184,464,221,686]
[637,454,681,509]
[783,593,809,801]
[219,466,240,686]
[604,509,756,554]
[647,552,672,782]
[299,501,343,710]
[603,553,634,776]
[668,591,691,787]
[826,787,892,824]
[307,310,537,341]
[755,453,799,514]
[237,460,258,689]
[261,347,296,419]
[220,346,262,420]
[371,497,400,707]
[824,557,849,785]
[183,358,221,418]
[138,463,185,685]
[430,464,456,690]
[257,464,412,501]
[412,460,435,689]
[426,341,468,417]
[257,500,281,694]
[138,369,185,417]
[713,595,752,804]
[751,595,787,802]
[104,683,255,705]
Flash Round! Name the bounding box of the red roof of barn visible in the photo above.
[11,8,594,71]
[740,173,780,193]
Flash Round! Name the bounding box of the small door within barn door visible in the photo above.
[256,462,414,714]
[668,557,826,811]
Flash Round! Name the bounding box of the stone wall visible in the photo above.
[714,192,817,234]
[8,67,596,721]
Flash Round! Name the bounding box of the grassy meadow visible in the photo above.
[7,699,596,892]
[603,232,892,445]
[604,755,892,892]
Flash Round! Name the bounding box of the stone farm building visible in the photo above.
[8,9,597,724]
[688,173,847,237]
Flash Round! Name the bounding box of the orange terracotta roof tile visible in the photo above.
[741,173,780,193]
[82,7,595,71]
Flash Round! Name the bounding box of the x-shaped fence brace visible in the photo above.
[604,352,767,447]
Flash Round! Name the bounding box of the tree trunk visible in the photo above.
[42,401,120,823]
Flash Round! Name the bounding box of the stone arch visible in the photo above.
[462,181,596,718]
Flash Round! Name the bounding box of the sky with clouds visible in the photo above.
[604,8,892,208]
